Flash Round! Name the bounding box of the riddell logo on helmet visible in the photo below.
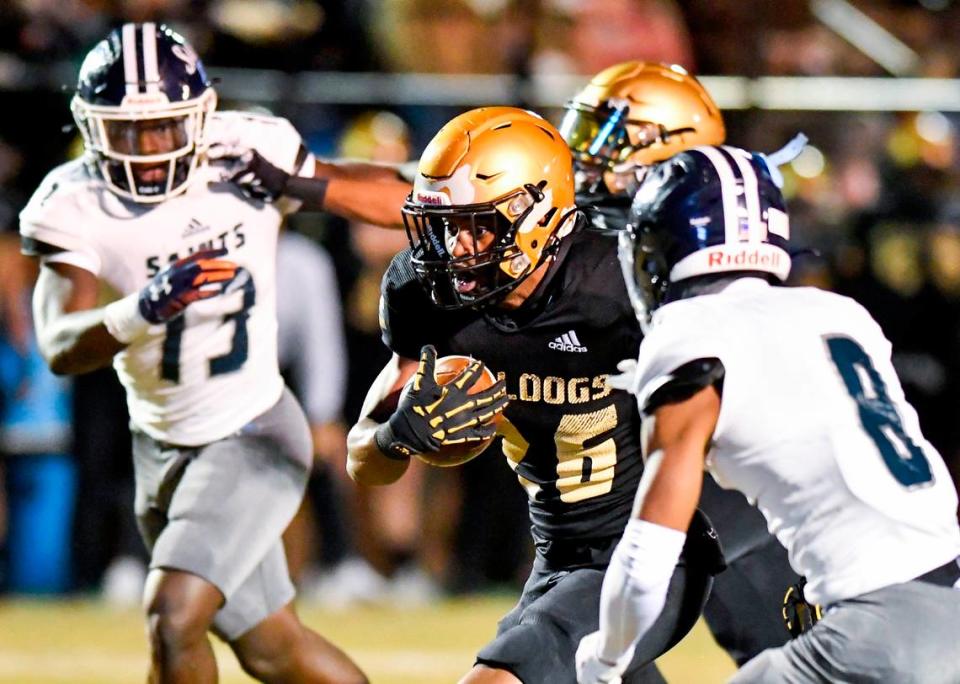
[121,93,168,106]
[416,190,449,206]
[707,249,782,269]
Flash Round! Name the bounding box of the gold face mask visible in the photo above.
[402,107,576,310]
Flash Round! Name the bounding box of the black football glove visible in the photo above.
[210,146,290,203]
[782,577,823,638]
[375,345,509,460]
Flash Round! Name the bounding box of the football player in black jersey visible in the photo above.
[226,61,804,668]
[559,61,801,666]
[346,107,724,684]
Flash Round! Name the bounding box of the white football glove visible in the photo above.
[606,358,639,393]
[575,631,635,684]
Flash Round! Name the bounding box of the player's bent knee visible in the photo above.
[146,604,212,653]
[143,571,221,653]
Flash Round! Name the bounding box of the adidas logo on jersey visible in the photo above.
[549,330,587,353]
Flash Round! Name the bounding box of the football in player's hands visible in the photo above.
[375,346,508,466]
[412,354,503,467]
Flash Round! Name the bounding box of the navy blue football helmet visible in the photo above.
[71,23,216,203]
[619,145,791,331]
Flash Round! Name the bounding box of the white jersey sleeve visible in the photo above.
[633,278,960,605]
[207,111,315,214]
[20,159,104,275]
[632,301,729,413]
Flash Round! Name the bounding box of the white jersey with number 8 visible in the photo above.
[632,277,960,605]
[20,111,313,446]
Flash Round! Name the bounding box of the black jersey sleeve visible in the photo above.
[643,357,725,413]
[20,236,69,257]
[380,249,434,360]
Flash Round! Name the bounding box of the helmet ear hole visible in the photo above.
[539,207,556,227]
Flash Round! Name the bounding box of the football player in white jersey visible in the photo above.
[576,145,960,684]
[20,23,366,683]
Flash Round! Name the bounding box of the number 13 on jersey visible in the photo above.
[161,267,257,383]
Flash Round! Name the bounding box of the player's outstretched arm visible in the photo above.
[577,384,720,684]
[218,148,411,228]
[310,159,412,228]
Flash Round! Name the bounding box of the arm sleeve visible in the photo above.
[596,518,687,663]
[40,249,102,275]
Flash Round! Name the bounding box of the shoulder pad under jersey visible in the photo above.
[19,159,104,264]
[379,249,434,360]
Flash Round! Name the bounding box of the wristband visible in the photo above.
[103,292,151,344]
[285,176,329,212]
[374,422,413,461]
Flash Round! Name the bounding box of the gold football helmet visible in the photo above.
[403,106,576,309]
[560,61,725,173]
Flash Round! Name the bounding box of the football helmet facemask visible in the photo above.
[71,22,217,203]
[402,107,576,310]
[561,62,725,188]
[619,145,791,333]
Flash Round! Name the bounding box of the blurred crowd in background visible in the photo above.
[3,0,960,608]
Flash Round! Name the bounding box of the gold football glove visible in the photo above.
[782,577,823,638]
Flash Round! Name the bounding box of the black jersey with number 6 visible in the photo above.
[380,223,644,544]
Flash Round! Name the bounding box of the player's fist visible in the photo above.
[138,249,238,324]
[575,631,634,684]
[209,145,290,203]
[374,345,508,461]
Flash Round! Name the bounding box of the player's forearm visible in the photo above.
[37,308,125,375]
[314,159,406,183]
[346,417,410,485]
[324,179,410,228]
[596,518,686,663]
[311,160,411,227]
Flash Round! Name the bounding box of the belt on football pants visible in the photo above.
[913,557,960,589]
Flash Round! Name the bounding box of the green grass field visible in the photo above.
[0,596,736,683]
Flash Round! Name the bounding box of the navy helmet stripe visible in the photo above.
[121,23,139,95]
[141,22,160,93]
[722,146,762,242]
[693,146,742,245]
[133,24,146,91]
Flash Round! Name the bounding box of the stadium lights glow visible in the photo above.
[791,145,826,179]
[915,112,952,144]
